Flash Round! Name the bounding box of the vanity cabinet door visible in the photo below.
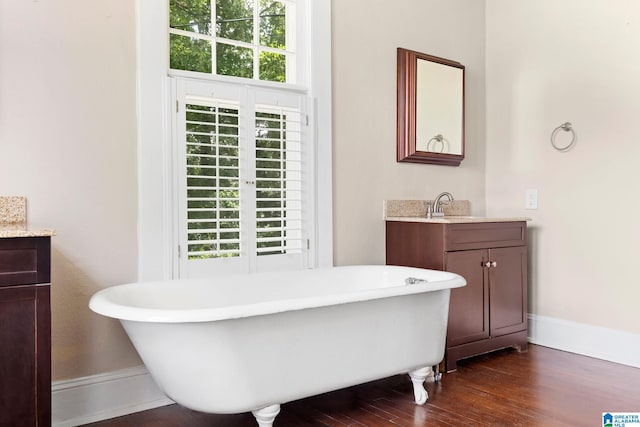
[445,249,490,346]
[0,237,51,427]
[1,287,35,427]
[489,246,528,338]
[445,246,527,346]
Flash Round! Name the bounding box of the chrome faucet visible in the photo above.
[432,192,454,217]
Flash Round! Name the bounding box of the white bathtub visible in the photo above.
[89,265,465,426]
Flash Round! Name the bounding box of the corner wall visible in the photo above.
[332,0,487,266]
[0,0,141,380]
[486,0,640,335]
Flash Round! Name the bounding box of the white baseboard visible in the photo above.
[528,314,640,369]
[52,365,173,427]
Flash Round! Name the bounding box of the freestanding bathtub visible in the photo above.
[89,265,465,426]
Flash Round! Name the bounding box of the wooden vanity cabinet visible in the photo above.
[0,236,51,426]
[386,221,528,372]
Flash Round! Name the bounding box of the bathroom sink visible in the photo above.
[426,215,483,223]
[385,215,530,224]
[427,215,531,223]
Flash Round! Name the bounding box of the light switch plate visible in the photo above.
[525,189,538,210]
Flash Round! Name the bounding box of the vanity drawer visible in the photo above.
[0,237,51,287]
[444,221,527,251]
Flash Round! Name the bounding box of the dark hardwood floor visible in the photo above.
[85,345,640,426]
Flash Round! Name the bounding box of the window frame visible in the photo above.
[136,0,332,281]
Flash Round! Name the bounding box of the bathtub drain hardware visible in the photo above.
[405,277,429,285]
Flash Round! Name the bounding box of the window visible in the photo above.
[136,0,331,281]
[169,0,297,83]
[167,0,310,278]
[174,79,311,278]
[169,1,310,279]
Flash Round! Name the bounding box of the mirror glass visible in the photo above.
[397,48,465,166]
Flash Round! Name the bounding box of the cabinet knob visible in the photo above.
[491,261,497,268]
[483,261,498,268]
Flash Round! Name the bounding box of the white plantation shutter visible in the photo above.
[185,101,241,259]
[175,78,312,278]
[255,105,303,254]
[252,90,308,272]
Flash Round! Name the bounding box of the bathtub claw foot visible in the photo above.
[252,404,280,427]
[408,367,431,405]
[431,364,442,383]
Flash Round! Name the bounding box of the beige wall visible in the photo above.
[0,0,141,379]
[486,0,640,334]
[332,0,487,266]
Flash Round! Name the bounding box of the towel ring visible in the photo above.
[551,122,576,152]
[426,134,448,153]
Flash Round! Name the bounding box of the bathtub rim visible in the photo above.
[89,265,465,324]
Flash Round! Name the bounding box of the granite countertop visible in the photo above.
[385,215,531,224]
[0,196,55,238]
[383,200,530,224]
[0,223,56,238]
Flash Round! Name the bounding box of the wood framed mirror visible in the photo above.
[397,48,465,166]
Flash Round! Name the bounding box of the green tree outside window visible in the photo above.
[170,0,290,83]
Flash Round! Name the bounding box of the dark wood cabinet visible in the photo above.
[386,220,528,371]
[0,236,51,426]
